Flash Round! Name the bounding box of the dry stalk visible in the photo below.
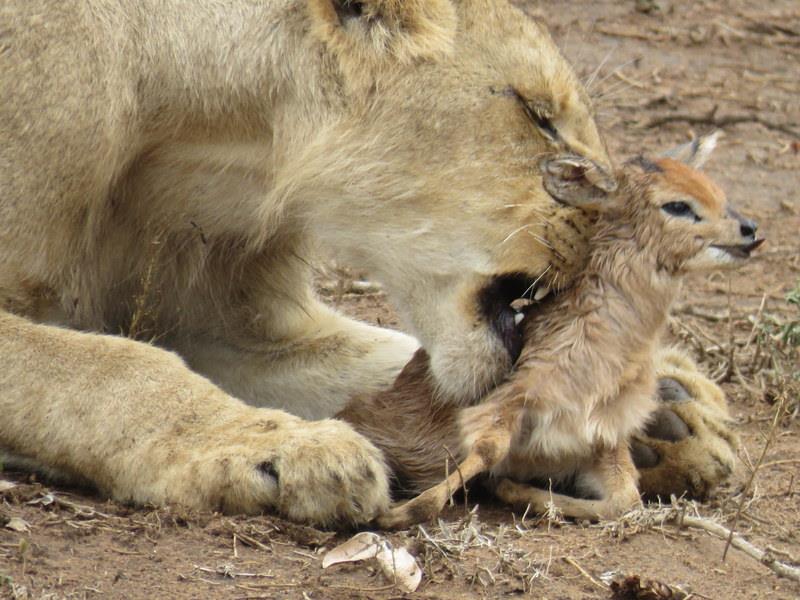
[194,565,276,579]
[674,304,729,322]
[722,393,787,561]
[441,445,469,515]
[563,556,608,591]
[595,24,669,42]
[765,545,799,565]
[743,294,768,352]
[128,236,162,340]
[612,70,648,90]
[760,458,800,469]
[718,277,736,383]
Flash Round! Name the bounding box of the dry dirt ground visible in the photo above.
[2,1,799,598]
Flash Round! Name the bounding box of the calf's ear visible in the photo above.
[540,155,617,210]
[308,0,456,70]
[660,130,720,169]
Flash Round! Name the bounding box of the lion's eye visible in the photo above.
[520,100,559,142]
[508,88,560,142]
[661,201,700,222]
[527,107,559,141]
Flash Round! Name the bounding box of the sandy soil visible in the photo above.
[2,1,799,598]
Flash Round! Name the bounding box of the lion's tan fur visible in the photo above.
[0,0,619,524]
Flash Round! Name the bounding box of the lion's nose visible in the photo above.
[740,218,757,239]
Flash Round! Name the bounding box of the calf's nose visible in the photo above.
[740,218,757,239]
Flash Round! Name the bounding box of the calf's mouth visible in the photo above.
[711,238,765,259]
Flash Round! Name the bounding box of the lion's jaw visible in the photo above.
[389,272,543,405]
[301,147,594,403]
[295,0,609,403]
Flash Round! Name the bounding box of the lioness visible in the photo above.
[0,0,735,525]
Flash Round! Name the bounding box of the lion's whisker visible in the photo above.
[592,58,638,92]
[500,224,531,246]
[527,231,554,251]
[521,265,552,299]
[584,47,617,94]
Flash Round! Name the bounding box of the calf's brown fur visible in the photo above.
[339,135,763,528]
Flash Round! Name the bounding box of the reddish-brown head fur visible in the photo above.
[653,158,726,218]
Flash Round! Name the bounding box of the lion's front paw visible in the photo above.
[630,349,738,500]
[141,413,390,526]
[263,419,391,526]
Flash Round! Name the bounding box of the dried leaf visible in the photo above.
[322,532,423,592]
[322,532,382,568]
[375,543,422,592]
[5,517,30,533]
[0,480,17,493]
[27,493,55,506]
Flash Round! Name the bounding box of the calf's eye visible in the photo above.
[661,201,700,221]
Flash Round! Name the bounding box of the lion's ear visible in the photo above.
[308,0,456,67]
[541,155,617,211]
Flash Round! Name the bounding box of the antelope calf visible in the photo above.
[339,134,763,527]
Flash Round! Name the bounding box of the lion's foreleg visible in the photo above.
[177,298,419,419]
[0,310,389,524]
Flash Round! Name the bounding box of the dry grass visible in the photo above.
[407,506,573,592]
[671,278,800,420]
[127,235,164,342]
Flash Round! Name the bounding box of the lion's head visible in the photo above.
[285,0,610,403]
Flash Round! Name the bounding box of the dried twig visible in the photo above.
[595,25,669,41]
[766,545,799,565]
[232,531,273,553]
[194,565,276,579]
[613,70,648,90]
[760,458,800,469]
[674,304,729,322]
[645,109,800,138]
[27,493,112,519]
[563,556,608,591]
[720,277,736,383]
[605,502,800,582]
[744,294,768,352]
[681,514,800,582]
[442,445,469,515]
[324,583,396,592]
